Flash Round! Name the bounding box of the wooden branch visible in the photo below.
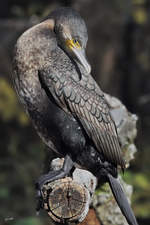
[79,208,101,225]
[40,158,97,224]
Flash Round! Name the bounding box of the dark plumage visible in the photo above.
[13,7,138,225]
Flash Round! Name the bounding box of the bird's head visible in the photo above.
[48,7,91,74]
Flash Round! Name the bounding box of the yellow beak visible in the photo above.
[66,39,91,74]
[72,47,91,74]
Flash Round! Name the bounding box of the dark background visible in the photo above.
[0,0,150,225]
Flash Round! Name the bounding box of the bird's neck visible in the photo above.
[13,21,56,109]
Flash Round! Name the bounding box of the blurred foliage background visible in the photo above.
[0,0,150,225]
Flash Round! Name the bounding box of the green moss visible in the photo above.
[95,183,110,195]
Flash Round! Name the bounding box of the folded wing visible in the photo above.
[39,69,125,169]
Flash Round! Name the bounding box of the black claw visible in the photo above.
[35,155,74,212]
[35,182,40,191]
[36,199,44,213]
[36,189,42,198]
[36,190,44,212]
[35,184,44,213]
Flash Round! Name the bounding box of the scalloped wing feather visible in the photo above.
[39,69,125,169]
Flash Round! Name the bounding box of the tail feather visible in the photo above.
[107,174,138,225]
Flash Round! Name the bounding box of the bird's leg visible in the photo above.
[37,155,74,189]
[35,155,74,212]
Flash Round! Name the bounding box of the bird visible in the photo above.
[13,7,138,225]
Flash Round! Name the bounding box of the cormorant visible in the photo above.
[13,7,138,225]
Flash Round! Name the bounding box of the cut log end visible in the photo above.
[41,177,90,223]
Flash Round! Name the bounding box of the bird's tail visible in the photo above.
[107,174,138,225]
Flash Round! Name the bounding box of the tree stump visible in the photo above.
[40,158,97,224]
[42,178,89,223]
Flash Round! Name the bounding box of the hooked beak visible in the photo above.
[65,39,91,74]
[72,47,91,74]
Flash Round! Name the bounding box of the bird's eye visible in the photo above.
[73,39,78,44]
[65,38,81,49]
[72,39,81,48]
